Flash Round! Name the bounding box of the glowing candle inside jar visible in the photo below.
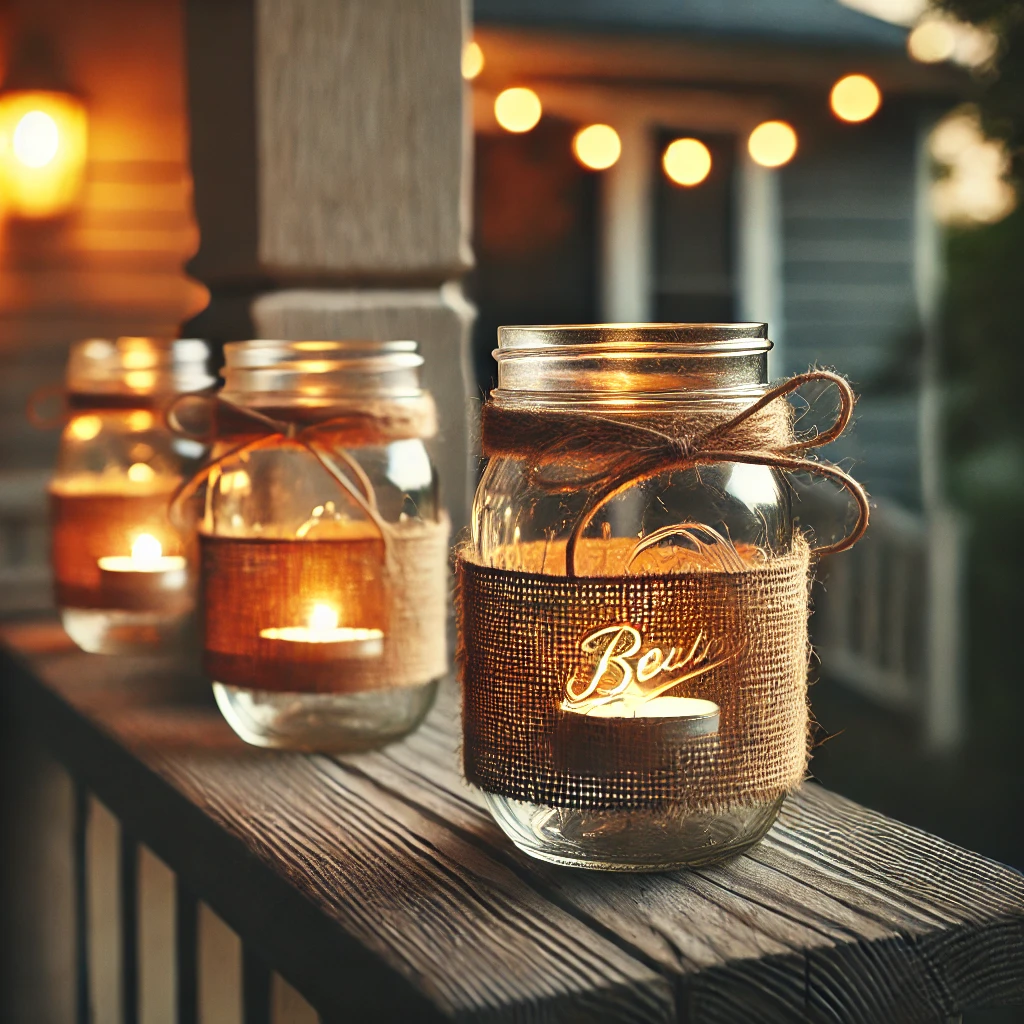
[259,603,384,659]
[566,693,720,738]
[585,695,719,723]
[97,533,190,610]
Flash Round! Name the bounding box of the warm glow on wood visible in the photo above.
[0,90,87,217]
[572,124,621,171]
[662,138,711,187]
[830,75,881,123]
[747,121,798,168]
[494,88,542,133]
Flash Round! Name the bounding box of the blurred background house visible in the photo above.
[0,0,1021,868]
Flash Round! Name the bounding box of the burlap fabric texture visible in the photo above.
[459,535,811,811]
[171,393,449,695]
[202,517,450,694]
[458,370,868,812]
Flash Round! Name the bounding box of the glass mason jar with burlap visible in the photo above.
[184,340,450,752]
[457,324,868,870]
[46,337,213,655]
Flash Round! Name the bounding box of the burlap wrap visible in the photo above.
[179,393,450,696]
[49,486,191,610]
[458,536,811,811]
[458,370,867,812]
[202,517,450,694]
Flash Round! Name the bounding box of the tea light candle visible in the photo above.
[573,696,720,737]
[97,533,189,610]
[259,603,384,660]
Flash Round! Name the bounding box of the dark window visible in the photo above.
[469,118,599,396]
[653,130,736,322]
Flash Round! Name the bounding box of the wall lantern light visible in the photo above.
[748,121,798,168]
[662,138,711,187]
[830,74,881,124]
[0,35,88,219]
[494,87,542,133]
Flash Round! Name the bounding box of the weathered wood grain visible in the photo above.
[256,0,471,278]
[3,619,1023,1023]
[340,684,1024,1023]
[1,623,671,1023]
[186,0,470,285]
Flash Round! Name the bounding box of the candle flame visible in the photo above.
[309,603,339,632]
[131,533,162,567]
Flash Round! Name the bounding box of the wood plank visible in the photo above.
[3,620,1022,1022]
[339,685,1024,1022]
[255,0,469,277]
[1,622,671,1022]
[270,974,317,1024]
[185,0,469,286]
[87,797,124,1024]
[122,831,140,1024]
[139,846,176,1024]
[197,904,242,1024]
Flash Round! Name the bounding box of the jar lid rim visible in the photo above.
[223,339,420,368]
[497,323,770,352]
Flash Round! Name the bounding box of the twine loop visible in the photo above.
[481,369,869,575]
[168,394,401,552]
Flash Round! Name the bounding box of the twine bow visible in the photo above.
[481,369,869,576]
[168,395,395,548]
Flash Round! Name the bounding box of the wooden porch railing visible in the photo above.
[813,499,966,751]
[2,617,1023,1023]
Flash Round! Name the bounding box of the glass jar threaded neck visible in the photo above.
[220,339,425,408]
[492,323,771,405]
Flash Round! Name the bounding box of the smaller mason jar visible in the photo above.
[49,337,213,654]
[200,340,449,752]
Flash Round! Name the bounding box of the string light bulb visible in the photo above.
[494,87,542,133]
[662,138,711,187]
[830,75,881,123]
[747,121,798,168]
[572,124,622,171]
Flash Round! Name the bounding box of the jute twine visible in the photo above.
[171,393,449,695]
[457,370,868,811]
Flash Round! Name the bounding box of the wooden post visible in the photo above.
[183,0,475,531]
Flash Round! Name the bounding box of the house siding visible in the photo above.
[780,103,924,508]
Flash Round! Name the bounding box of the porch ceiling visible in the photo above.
[474,0,968,97]
[475,0,909,50]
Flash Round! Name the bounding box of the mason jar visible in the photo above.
[201,340,449,752]
[49,336,212,654]
[464,323,803,870]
